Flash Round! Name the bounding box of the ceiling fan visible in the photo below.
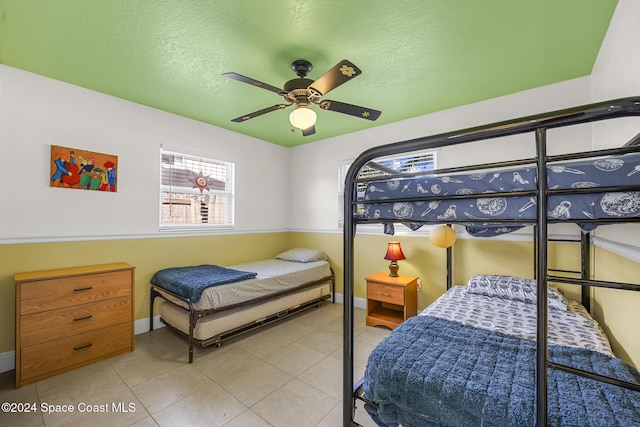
[222,59,382,136]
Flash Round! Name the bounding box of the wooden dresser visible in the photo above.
[15,262,135,388]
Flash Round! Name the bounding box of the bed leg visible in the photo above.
[150,288,156,332]
[188,311,195,364]
[331,269,336,303]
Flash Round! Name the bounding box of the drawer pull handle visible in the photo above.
[73,286,93,292]
[73,315,93,321]
[378,292,392,297]
[73,343,92,351]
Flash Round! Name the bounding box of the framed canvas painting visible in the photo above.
[50,145,118,192]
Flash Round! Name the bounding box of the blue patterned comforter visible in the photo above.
[363,315,640,427]
[150,265,257,303]
[362,153,640,236]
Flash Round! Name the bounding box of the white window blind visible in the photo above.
[160,147,235,228]
[338,151,436,227]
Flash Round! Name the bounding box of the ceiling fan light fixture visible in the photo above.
[289,104,317,130]
[224,59,380,136]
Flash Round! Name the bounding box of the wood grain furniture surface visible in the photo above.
[365,272,418,329]
[15,262,135,388]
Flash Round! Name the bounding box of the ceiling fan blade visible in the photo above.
[223,72,286,95]
[319,100,382,121]
[231,104,289,122]
[302,125,316,136]
[308,59,362,97]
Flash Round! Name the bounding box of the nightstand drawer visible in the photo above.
[367,282,404,305]
[365,273,418,329]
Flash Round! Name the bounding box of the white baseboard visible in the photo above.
[1,294,359,374]
[0,350,14,374]
[135,314,166,335]
[0,318,168,374]
[332,292,366,310]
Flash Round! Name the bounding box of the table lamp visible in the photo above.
[384,242,406,277]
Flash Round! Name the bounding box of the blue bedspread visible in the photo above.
[361,153,640,236]
[363,315,640,427]
[150,265,257,303]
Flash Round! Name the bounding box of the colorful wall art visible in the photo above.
[50,145,118,192]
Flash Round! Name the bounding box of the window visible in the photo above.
[160,147,235,229]
[338,151,436,227]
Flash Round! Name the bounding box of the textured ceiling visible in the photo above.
[0,0,618,147]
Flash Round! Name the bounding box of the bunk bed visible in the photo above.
[149,248,334,363]
[342,97,640,426]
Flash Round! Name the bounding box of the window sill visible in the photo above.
[159,225,235,234]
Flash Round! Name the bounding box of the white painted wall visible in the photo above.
[1,0,638,247]
[590,0,640,248]
[289,78,592,233]
[591,0,640,109]
[0,66,290,242]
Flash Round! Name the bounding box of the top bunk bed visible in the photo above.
[351,103,640,238]
[342,97,640,426]
[361,146,640,237]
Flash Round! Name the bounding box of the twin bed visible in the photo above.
[360,277,639,426]
[149,248,333,362]
[343,97,640,426]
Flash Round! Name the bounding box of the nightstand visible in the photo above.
[365,272,418,329]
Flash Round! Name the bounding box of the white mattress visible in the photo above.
[161,282,332,341]
[158,259,332,311]
[422,286,613,356]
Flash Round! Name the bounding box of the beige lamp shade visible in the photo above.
[429,225,457,248]
[289,105,317,130]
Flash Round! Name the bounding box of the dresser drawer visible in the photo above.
[20,270,132,314]
[20,296,132,347]
[19,323,132,383]
[367,282,405,305]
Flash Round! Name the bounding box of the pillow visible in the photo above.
[465,274,568,310]
[275,248,328,263]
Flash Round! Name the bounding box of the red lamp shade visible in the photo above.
[384,242,406,277]
[384,242,406,261]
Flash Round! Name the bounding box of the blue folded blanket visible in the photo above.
[151,265,257,303]
[364,315,640,427]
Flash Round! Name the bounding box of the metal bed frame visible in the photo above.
[150,269,334,363]
[342,97,640,426]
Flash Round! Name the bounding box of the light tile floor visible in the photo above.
[0,304,389,427]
